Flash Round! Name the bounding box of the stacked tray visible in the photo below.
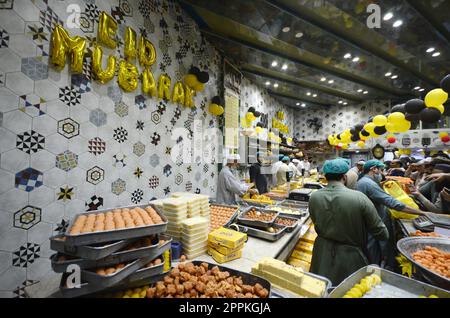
[229,223,287,242]
[51,204,170,298]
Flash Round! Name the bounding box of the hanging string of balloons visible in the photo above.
[327,73,450,149]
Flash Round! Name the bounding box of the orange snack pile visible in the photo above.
[95,262,128,276]
[243,208,276,222]
[275,217,297,227]
[412,246,450,278]
[413,230,443,238]
[210,205,237,231]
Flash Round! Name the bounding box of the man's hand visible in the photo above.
[425,173,450,183]
[248,188,258,195]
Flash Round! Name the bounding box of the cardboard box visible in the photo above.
[208,227,247,249]
[208,240,244,256]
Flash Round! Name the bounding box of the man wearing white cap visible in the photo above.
[216,154,256,205]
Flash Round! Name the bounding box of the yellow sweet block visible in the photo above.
[208,227,247,249]
[288,258,311,271]
[208,240,244,256]
[208,246,242,264]
[295,241,314,254]
[256,258,304,284]
[291,250,313,263]
[301,232,317,244]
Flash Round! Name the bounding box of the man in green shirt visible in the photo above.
[309,158,389,286]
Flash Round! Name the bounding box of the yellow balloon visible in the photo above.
[50,24,86,73]
[124,27,137,61]
[216,105,224,116]
[359,131,369,141]
[364,123,376,133]
[172,81,185,105]
[388,112,405,124]
[287,137,293,143]
[98,11,118,49]
[255,126,263,134]
[92,45,116,84]
[184,85,196,108]
[439,132,449,138]
[184,74,199,88]
[373,115,387,127]
[396,120,411,133]
[158,73,171,101]
[341,143,349,149]
[193,82,205,92]
[139,36,157,67]
[118,60,138,92]
[385,122,397,133]
[142,68,157,98]
[424,88,448,107]
[357,140,365,148]
[386,134,395,139]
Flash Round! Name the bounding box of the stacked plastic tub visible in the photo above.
[180,217,209,259]
[162,198,188,241]
[49,204,171,297]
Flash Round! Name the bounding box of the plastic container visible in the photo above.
[182,233,208,246]
[383,181,419,220]
[171,241,182,260]
[180,217,209,230]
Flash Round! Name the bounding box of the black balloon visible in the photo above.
[254,111,261,117]
[350,134,359,142]
[391,104,406,113]
[373,126,387,135]
[440,74,450,93]
[212,96,221,105]
[336,133,342,140]
[405,113,420,122]
[197,71,210,84]
[443,103,450,116]
[419,108,441,123]
[354,124,364,131]
[350,128,356,135]
[404,99,425,114]
[256,122,264,128]
[248,107,256,114]
[189,66,200,76]
[361,129,370,137]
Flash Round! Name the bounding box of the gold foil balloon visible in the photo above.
[172,81,185,105]
[98,11,118,49]
[142,68,157,97]
[50,24,86,73]
[124,27,137,61]
[184,74,198,88]
[92,45,116,84]
[139,36,157,67]
[184,85,196,108]
[118,60,138,92]
[158,74,171,101]
[424,88,448,107]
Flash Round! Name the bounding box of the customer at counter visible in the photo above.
[308,158,389,286]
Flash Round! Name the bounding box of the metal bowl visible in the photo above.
[397,237,450,290]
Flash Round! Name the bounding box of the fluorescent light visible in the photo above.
[426,47,435,53]
[271,61,278,67]
[320,77,326,82]
[313,94,317,97]
[328,79,334,84]
[383,12,393,21]
[343,102,348,105]
[274,83,279,88]
[295,32,303,38]
[281,64,288,70]
[385,72,392,77]
[414,86,420,90]
[363,91,368,94]
[419,88,425,92]
[357,89,363,93]
[265,81,271,86]
[306,92,311,96]
[356,150,360,153]
[296,102,300,106]
[344,53,352,59]
[338,101,343,104]
[391,75,398,79]
[393,20,403,28]
[352,57,360,62]
[301,103,306,107]
[282,27,290,33]
[432,52,441,57]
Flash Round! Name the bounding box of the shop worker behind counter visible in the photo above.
[216,154,257,205]
[308,158,389,286]
[249,152,268,195]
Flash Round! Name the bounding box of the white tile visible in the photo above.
[0,127,17,153]
[39,236,52,258]
[32,114,57,136]
[0,227,27,252]
[13,0,40,21]
[0,251,12,277]
[45,133,68,155]
[30,150,55,172]
[69,105,89,123]
[2,110,32,134]
[0,266,26,292]
[0,10,25,34]
[66,167,86,187]
[8,34,37,58]
[48,65,70,87]
[97,124,114,141]
[34,80,60,102]
[41,202,65,224]
[29,185,54,208]
[27,221,53,246]
[77,182,95,200]
[0,169,14,194]
[99,96,114,114]
[80,92,100,111]
[78,121,97,139]
[0,148,29,173]
[27,258,55,285]
[5,72,34,96]
[43,100,69,121]
[0,209,13,234]
[67,135,87,155]
[0,87,19,113]
[64,199,84,219]
[43,167,67,189]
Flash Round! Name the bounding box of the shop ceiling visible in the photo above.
[180,0,450,110]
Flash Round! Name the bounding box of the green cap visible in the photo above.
[364,159,385,170]
[282,156,290,162]
[322,158,350,174]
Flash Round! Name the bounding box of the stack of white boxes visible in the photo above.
[180,216,209,259]
[162,198,188,241]
[171,192,210,219]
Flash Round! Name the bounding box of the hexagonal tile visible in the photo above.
[111,178,126,195]
[0,87,19,113]
[21,57,48,81]
[8,34,36,58]
[71,73,91,94]
[86,166,104,185]
[55,150,78,172]
[68,135,87,155]
[113,126,128,143]
[0,49,20,73]
[44,133,68,155]
[56,185,75,203]
[133,141,145,157]
[45,100,69,121]
[99,96,114,113]
[0,169,13,194]
[81,91,99,110]
[42,202,65,223]
[114,100,128,117]
[16,130,45,154]
[59,86,81,107]
[113,153,127,168]
[70,105,90,123]
[1,148,29,173]
[29,185,54,208]
[18,93,46,117]
[30,150,55,172]
[32,114,56,137]
[135,94,146,110]
[0,127,17,153]
[13,1,40,22]
[107,86,122,103]
[151,111,161,124]
[15,167,43,192]
[12,242,41,268]
[175,173,183,185]
[149,154,160,168]
[57,118,80,139]
[5,72,33,96]
[85,195,103,211]
[43,167,66,189]
[34,80,59,101]
[13,206,41,230]
[88,137,106,156]
[89,108,107,127]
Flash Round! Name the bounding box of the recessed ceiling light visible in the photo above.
[343,102,348,105]
[432,52,441,57]
[391,75,398,79]
[313,94,317,97]
[363,90,368,94]
[383,12,394,21]
[301,103,306,107]
[344,53,352,59]
[295,32,303,38]
[306,92,311,96]
[426,47,435,53]
[271,61,278,67]
[282,27,290,33]
[328,79,334,84]
[357,89,363,93]
[419,88,425,92]
[414,86,420,90]
[352,57,360,62]
[265,81,271,86]
[393,20,403,28]
[281,64,288,70]
[338,101,343,104]
[385,72,392,77]
[296,102,300,106]
[274,83,279,88]
[320,77,326,82]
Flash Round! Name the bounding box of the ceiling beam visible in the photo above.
[265,0,440,86]
[241,64,365,102]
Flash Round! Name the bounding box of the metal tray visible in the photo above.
[277,199,309,210]
[397,237,450,290]
[50,234,132,260]
[237,207,279,229]
[274,215,299,232]
[150,261,272,298]
[266,205,307,219]
[329,265,450,298]
[64,204,168,246]
[125,260,165,282]
[210,203,239,227]
[229,223,287,242]
[51,236,172,273]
